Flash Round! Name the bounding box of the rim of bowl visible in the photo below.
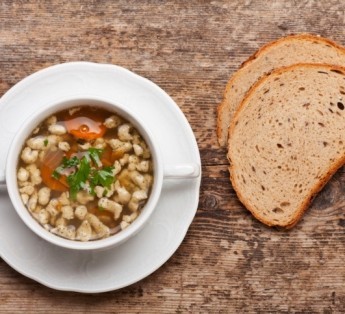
[6,95,163,251]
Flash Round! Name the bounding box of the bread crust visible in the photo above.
[217,33,345,147]
[227,63,345,228]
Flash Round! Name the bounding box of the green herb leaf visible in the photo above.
[52,156,80,180]
[52,170,61,180]
[67,156,90,200]
[62,156,80,168]
[88,148,103,167]
[90,166,115,189]
[44,139,49,147]
[98,166,115,188]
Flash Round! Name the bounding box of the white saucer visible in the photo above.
[0,62,201,292]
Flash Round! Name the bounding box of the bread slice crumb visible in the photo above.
[228,63,345,228]
[217,34,345,147]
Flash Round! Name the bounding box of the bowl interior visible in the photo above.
[6,96,163,251]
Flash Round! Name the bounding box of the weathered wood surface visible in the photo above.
[1,1,345,313]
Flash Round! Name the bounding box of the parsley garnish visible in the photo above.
[88,148,103,167]
[44,139,49,147]
[51,148,115,200]
[67,156,91,200]
[90,166,115,189]
[52,156,79,179]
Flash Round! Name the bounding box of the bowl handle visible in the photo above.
[163,163,200,179]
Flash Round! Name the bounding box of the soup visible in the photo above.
[17,106,153,241]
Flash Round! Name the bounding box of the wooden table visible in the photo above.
[1,1,345,312]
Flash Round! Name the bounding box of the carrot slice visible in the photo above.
[100,147,113,167]
[40,150,69,192]
[111,150,125,161]
[64,109,107,140]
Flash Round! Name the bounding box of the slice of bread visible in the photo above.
[228,64,345,228]
[217,34,345,147]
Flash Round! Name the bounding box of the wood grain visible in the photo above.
[1,0,345,312]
